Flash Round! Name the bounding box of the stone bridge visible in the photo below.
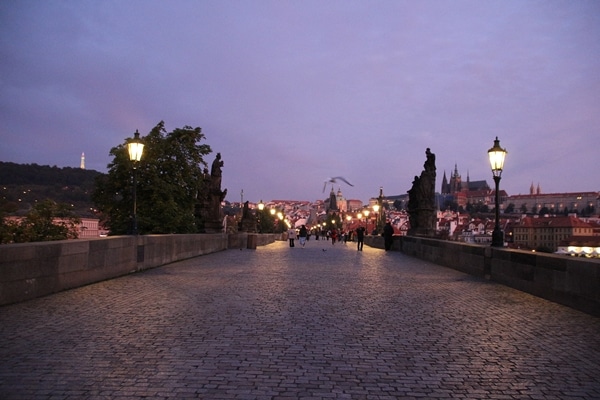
[1,239,599,399]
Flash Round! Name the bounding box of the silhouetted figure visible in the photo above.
[356,226,365,251]
[298,225,308,248]
[288,227,296,247]
[383,221,394,251]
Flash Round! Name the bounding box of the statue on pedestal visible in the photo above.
[199,153,228,233]
[408,148,436,237]
[239,201,258,232]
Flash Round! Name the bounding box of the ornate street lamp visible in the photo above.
[127,129,144,235]
[364,210,370,233]
[488,136,507,247]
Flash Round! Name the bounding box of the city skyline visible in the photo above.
[1,1,599,203]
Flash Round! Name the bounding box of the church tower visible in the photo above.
[327,187,338,211]
[441,171,449,194]
[80,152,85,169]
[449,164,462,194]
[336,188,347,211]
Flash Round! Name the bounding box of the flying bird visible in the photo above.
[323,176,354,192]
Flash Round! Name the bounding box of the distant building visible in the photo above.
[5,216,107,239]
[346,199,363,211]
[326,187,338,212]
[512,216,594,252]
[441,164,490,195]
[556,236,600,258]
[335,188,347,212]
[440,164,507,210]
[502,190,599,216]
[78,218,108,238]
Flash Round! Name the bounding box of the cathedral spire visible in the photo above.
[441,170,449,194]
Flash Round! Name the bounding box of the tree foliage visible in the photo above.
[0,199,81,244]
[505,203,515,214]
[92,121,213,235]
[254,207,275,233]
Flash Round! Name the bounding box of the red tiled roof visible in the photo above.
[518,216,593,228]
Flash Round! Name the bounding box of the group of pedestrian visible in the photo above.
[357,221,394,251]
[287,221,395,251]
[288,225,309,248]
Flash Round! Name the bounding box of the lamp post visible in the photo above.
[127,129,144,235]
[257,200,264,233]
[488,136,507,247]
[372,204,380,234]
[363,210,370,234]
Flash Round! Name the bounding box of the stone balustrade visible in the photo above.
[2,233,597,316]
[0,233,278,306]
[365,235,600,316]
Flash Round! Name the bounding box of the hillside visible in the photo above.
[0,162,104,217]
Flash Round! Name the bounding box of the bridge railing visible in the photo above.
[0,233,278,306]
[2,234,598,316]
[365,234,600,316]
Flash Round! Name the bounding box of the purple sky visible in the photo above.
[1,1,599,203]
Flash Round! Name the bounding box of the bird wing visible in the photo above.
[331,176,354,186]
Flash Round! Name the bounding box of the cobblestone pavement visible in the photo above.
[1,239,599,400]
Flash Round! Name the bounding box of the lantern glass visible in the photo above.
[128,130,144,162]
[488,136,507,177]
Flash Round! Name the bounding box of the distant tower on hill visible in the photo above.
[80,152,85,169]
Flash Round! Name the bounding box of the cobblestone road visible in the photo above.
[1,239,599,399]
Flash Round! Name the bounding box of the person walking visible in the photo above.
[298,225,308,248]
[356,226,365,251]
[287,227,297,247]
[383,221,394,251]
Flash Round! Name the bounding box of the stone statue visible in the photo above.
[239,200,258,232]
[201,153,228,233]
[408,148,436,237]
[211,153,223,190]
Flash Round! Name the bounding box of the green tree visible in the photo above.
[505,203,515,214]
[1,199,81,243]
[257,208,276,233]
[93,121,212,235]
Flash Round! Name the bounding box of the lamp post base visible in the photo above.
[491,228,504,247]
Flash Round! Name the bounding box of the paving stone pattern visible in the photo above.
[1,239,599,399]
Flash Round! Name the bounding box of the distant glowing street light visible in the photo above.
[127,129,144,235]
[488,136,507,247]
[256,200,265,232]
[373,203,380,234]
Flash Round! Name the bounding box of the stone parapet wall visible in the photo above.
[0,233,276,306]
[365,235,600,316]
